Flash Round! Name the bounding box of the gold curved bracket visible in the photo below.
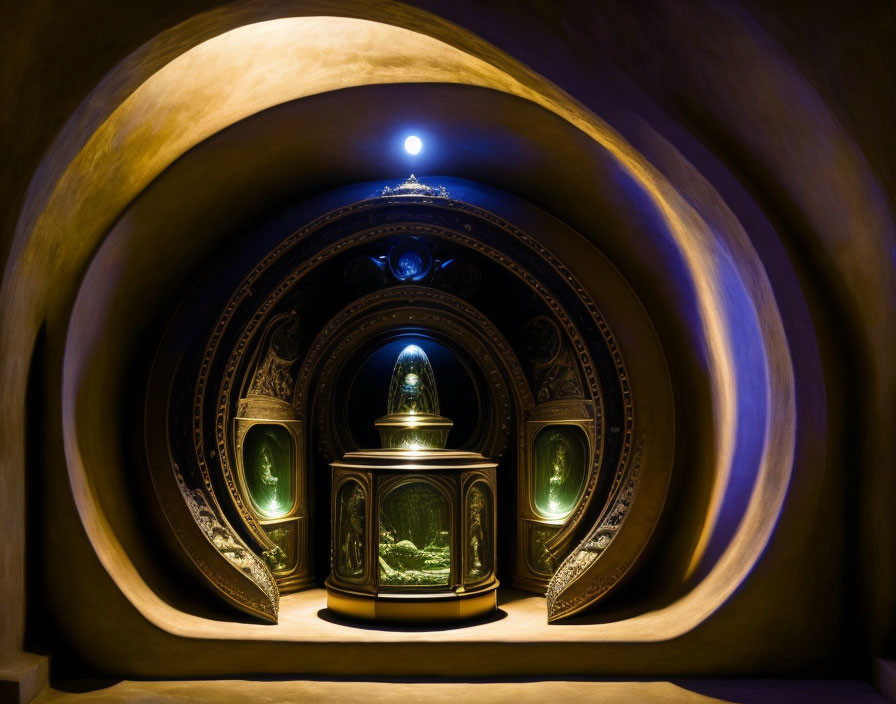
[547,436,652,622]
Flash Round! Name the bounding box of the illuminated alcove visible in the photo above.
[12,2,878,684]
[57,129,784,672]
[151,170,658,609]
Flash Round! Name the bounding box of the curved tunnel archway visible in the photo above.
[3,0,892,680]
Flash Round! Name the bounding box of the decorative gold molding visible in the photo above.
[171,462,279,622]
[327,448,499,623]
[145,325,281,623]
[547,435,645,622]
[295,285,531,462]
[191,194,638,623]
[524,400,599,554]
[230,416,313,591]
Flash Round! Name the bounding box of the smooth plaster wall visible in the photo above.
[1,0,893,677]
[28,10,791,660]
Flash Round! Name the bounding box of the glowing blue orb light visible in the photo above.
[397,250,424,279]
[388,237,432,282]
[404,135,422,155]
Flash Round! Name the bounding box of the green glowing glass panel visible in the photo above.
[243,425,294,519]
[335,480,366,580]
[379,481,450,587]
[466,483,492,581]
[533,425,588,519]
[386,344,440,416]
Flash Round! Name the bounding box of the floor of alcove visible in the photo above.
[36,589,890,688]
[30,591,892,701]
[190,587,638,642]
[36,678,889,703]
[275,587,548,639]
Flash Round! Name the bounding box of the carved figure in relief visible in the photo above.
[531,527,555,575]
[263,544,288,571]
[340,485,365,577]
[548,437,571,513]
[259,444,280,512]
[249,350,294,400]
[469,488,486,576]
[535,346,584,403]
[248,314,301,401]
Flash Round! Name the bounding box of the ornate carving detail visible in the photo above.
[467,484,488,579]
[249,350,294,401]
[526,315,585,403]
[530,524,559,576]
[381,174,449,198]
[173,463,279,618]
[336,483,366,579]
[546,435,644,621]
[197,313,303,561]
[247,314,301,401]
[262,544,288,572]
[529,401,594,420]
[534,345,584,403]
[262,521,295,573]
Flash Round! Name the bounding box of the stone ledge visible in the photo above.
[0,652,49,704]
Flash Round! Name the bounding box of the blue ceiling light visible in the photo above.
[404,135,422,155]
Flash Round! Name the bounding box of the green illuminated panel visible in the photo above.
[379,481,450,587]
[466,483,491,581]
[243,425,294,519]
[335,480,366,580]
[533,425,588,519]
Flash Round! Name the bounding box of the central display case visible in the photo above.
[326,344,498,623]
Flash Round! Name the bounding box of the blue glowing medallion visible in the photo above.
[388,237,432,282]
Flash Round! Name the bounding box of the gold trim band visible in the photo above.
[326,585,498,623]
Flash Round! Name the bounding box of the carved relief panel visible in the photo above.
[231,314,313,592]
[513,313,602,593]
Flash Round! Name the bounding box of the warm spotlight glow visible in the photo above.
[404,135,422,154]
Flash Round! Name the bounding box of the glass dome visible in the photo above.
[376,344,453,449]
[386,344,439,416]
